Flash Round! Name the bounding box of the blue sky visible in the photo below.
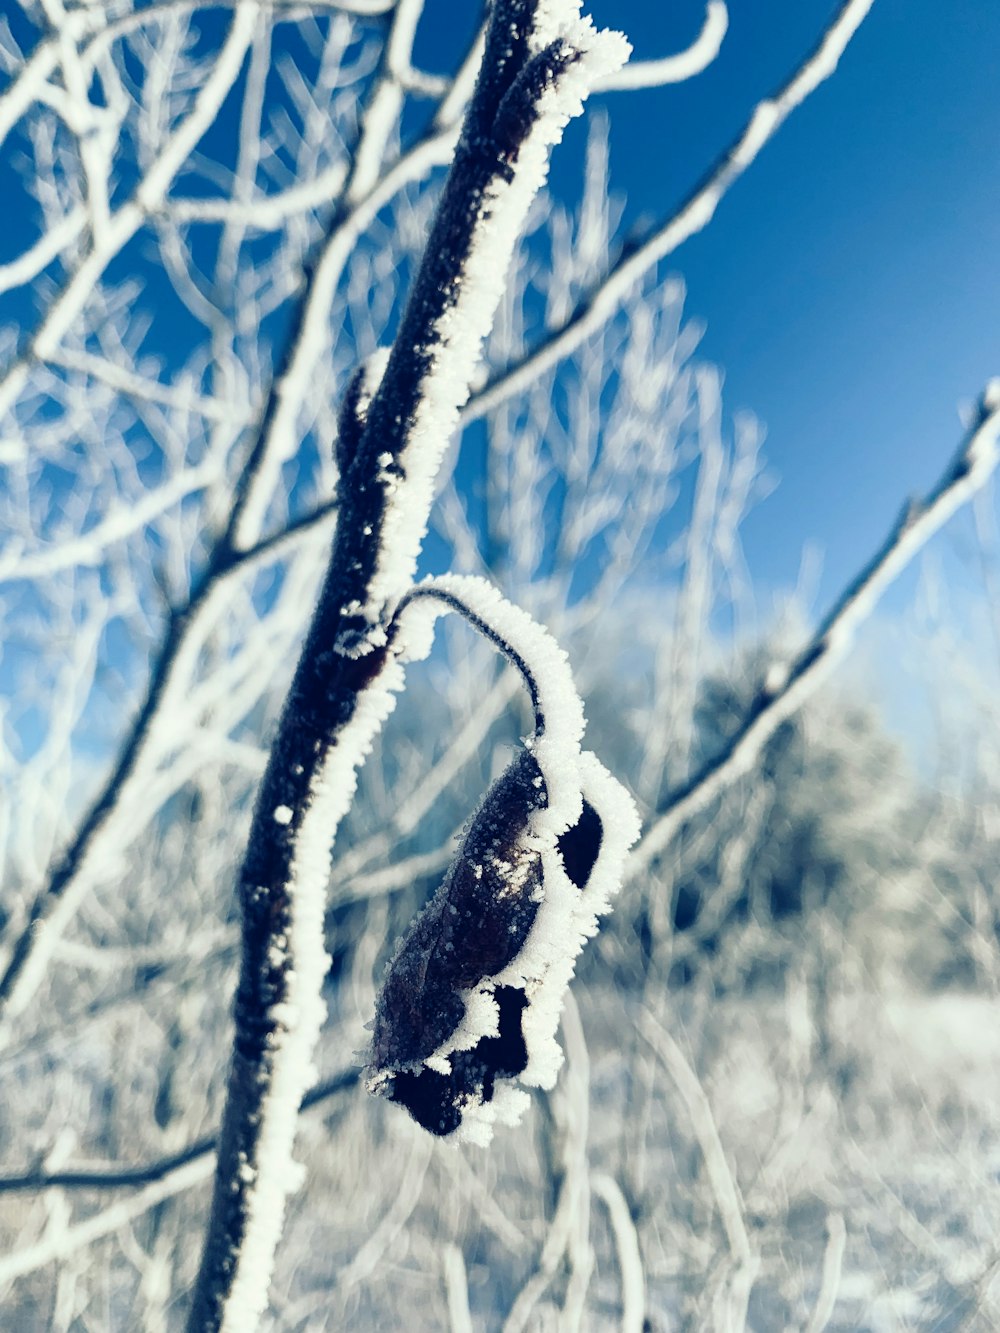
[422,0,1000,617]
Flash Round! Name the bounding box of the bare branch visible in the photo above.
[599,1,728,91]
[187,5,628,1325]
[0,1071,356,1197]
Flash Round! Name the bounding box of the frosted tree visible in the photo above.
[2,0,1000,1329]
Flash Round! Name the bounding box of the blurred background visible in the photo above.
[1,1,999,1328]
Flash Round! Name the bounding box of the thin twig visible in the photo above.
[0,1071,357,1196]
[639,1014,751,1266]
[591,1172,645,1333]
[442,1244,474,1333]
[598,1,728,92]
[804,1212,846,1333]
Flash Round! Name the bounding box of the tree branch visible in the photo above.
[0,1071,357,1196]
[0,0,394,158]
[186,4,628,1326]
[630,380,1000,876]
[464,0,876,425]
[0,5,258,422]
[0,6,465,1025]
[598,0,727,92]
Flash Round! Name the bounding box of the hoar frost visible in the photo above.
[341,9,630,642]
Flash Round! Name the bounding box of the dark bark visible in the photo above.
[186,4,588,1326]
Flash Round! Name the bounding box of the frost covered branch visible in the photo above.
[0,5,258,422]
[3,0,992,1324]
[0,1070,357,1197]
[591,1173,646,1333]
[598,0,728,92]
[467,0,876,423]
[0,2,467,1025]
[632,379,1000,874]
[0,1073,357,1293]
[187,5,629,1326]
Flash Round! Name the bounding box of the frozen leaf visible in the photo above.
[365,577,639,1141]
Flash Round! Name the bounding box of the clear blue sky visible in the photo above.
[421,0,1000,615]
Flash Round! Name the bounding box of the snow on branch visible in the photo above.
[227,71,465,549]
[0,208,86,296]
[631,379,1000,876]
[0,1155,217,1292]
[187,6,629,1328]
[329,6,631,649]
[366,577,639,1145]
[0,458,221,584]
[0,0,392,158]
[599,1,728,92]
[467,0,877,424]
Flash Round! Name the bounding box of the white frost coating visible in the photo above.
[631,384,1000,876]
[0,207,85,296]
[427,985,501,1069]
[348,0,425,204]
[220,661,405,1331]
[592,1173,646,1333]
[355,347,391,418]
[395,574,586,833]
[0,4,257,423]
[457,1083,532,1148]
[0,1153,216,1287]
[229,123,459,549]
[383,573,640,1143]
[359,11,629,621]
[497,751,640,1089]
[273,805,293,825]
[764,660,790,695]
[416,752,638,1145]
[0,457,220,584]
[600,1,727,90]
[732,100,780,167]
